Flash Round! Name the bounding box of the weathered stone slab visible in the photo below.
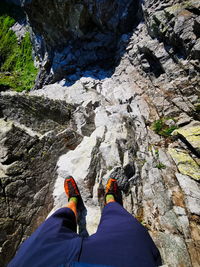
[156,232,192,267]
[169,148,200,181]
[176,173,200,215]
[173,121,200,156]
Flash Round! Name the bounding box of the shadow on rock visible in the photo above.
[20,0,144,89]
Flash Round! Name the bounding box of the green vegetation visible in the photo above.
[152,118,178,137]
[0,2,37,92]
[156,162,166,169]
[155,148,159,157]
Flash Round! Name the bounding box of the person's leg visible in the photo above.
[80,179,161,267]
[8,177,82,267]
[67,196,78,220]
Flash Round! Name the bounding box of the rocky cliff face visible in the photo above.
[21,0,142,88]
[5,0,21,5]
[0,0,200,266]
[0,93,84,265]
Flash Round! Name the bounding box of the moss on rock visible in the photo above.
[151,118,178,137]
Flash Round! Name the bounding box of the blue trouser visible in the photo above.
[8,208,82,267]
[80,202,161,267]
[8,202,161,267]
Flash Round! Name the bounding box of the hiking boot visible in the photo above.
[64,176,81,201]
[105,178,119,200]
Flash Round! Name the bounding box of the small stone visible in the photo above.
[176,113,192,127]
[164,119,176,127]
[173,206,186,216]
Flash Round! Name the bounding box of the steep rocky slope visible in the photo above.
[22,0,143,88]
[0,0,200,266]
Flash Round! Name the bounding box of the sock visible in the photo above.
[106,194,115,203]
[67,198,78,219]
[69,197,78,204]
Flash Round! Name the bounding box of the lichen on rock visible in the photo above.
[169,148,200,181]
[173,121,200,157]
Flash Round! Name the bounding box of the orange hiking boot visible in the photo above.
[105,178,119,200]
[64,176,81,201]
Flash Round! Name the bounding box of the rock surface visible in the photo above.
[1,0,200,267]
[5,0,21,5]
[169,148,200,181]
[20,0,142,88]
[0,93,83,265]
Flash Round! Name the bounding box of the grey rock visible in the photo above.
[191,38,200,59]
[176,113,192,127]
[5,0,21,5]
[0,94,83,266]
[18,0,142,88]
[0,93,74,134]
[156,232,192,267]
[176,173,200,215]
[11,20,27,41]
[110,166,130,193]
[22,0,141,47]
